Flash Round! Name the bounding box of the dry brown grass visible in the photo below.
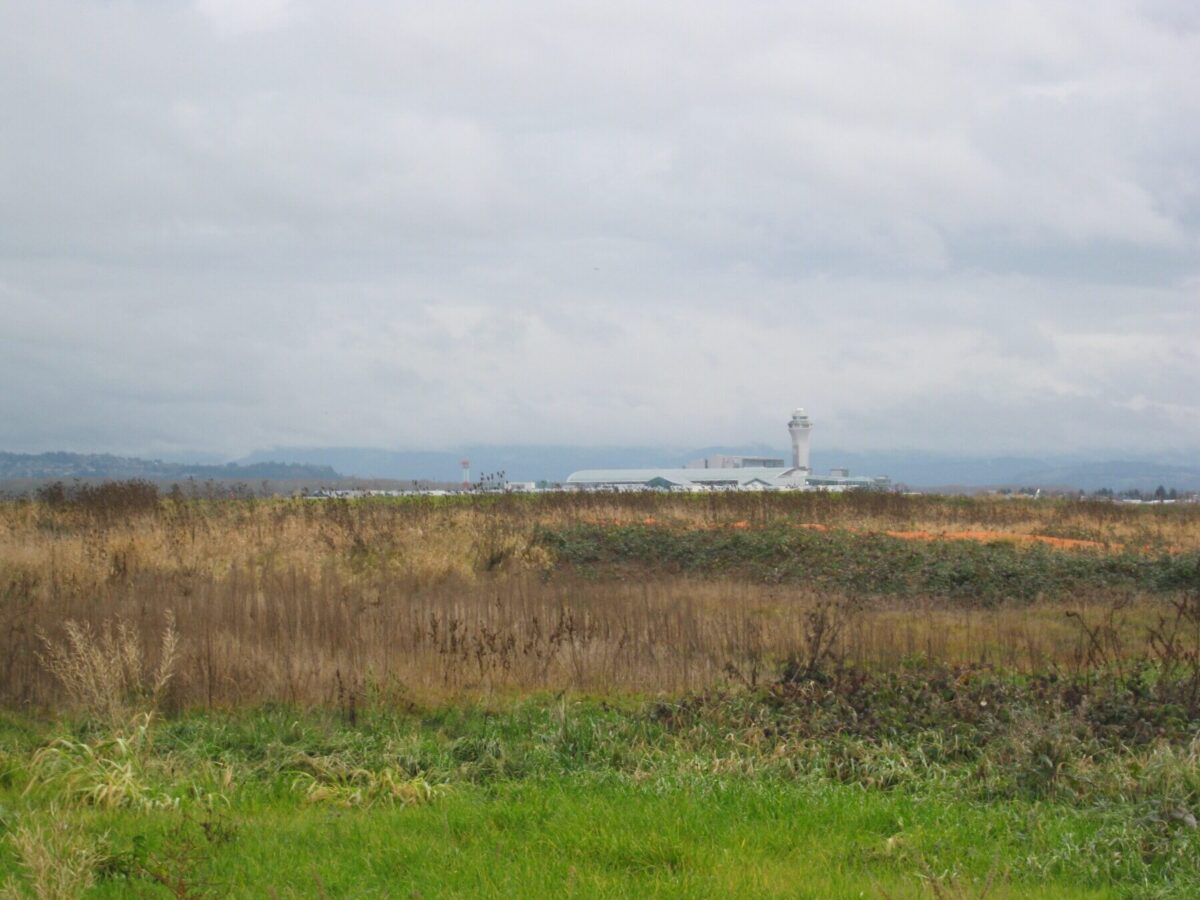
[35,614,177,727]
[1,493,1197,709]
[0,819,105,900]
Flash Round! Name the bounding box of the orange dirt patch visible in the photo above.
[796,524,1119,552]
[884,529,1116,551]
[592,519,1138,553]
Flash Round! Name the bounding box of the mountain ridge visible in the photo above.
[4,447,1198,492]
[239,446,1200,491]
[0,451,340,482]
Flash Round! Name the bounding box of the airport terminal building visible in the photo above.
[566,409,888,492]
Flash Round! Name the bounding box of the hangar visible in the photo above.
[565,409,888,492]
[566,466,810,491]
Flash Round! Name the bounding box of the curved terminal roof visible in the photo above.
[566,467,810,488]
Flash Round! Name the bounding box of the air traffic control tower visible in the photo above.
[788,408,812,472]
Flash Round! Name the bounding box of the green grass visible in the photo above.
[69,778,1122,898]
[537,523,1200,601]
[3,687,1200,897]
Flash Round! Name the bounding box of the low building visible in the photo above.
[684,454,786,469]
[565,408,888,492]
[566,466,810,491]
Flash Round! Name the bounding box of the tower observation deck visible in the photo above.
[788,408,812,472]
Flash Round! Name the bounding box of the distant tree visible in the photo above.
[35,481,68,507]
[1155,485,1168,501]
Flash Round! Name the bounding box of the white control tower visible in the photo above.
[788,408,812,472]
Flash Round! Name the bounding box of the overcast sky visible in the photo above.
[2,1,1198,459]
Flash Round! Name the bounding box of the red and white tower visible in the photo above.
[460,459,471,491]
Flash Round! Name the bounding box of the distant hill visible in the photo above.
[7,447,1196,492]
[237,446,688,483]
[240,445,1200,491]
[807,451,1200,492]
[0,452,341,482]
[1007,459,1200,493]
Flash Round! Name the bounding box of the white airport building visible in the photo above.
[566,409,888,492]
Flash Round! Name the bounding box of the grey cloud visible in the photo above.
[1,1,1198,459]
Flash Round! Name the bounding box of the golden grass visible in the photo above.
[1,493,1197,709]
[0,819,105,900]
[35,614,178,728]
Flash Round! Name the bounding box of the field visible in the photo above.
[2,487,1200,897]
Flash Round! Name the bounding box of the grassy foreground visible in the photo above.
[1,696,1186,898]
[34,781,1114,898]
[7,651,1200,899]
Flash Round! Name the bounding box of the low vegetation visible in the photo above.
[539,521,1200,599]
[1,486,1199,895]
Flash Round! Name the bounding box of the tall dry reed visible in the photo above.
[1,492,1197,708]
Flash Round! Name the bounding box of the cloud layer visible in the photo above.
[2,1,1198,457]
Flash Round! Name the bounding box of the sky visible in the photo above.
[2,0,1198,460]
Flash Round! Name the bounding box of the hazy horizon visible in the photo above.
[3,2,1198,459]
[7,442,1200,490]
